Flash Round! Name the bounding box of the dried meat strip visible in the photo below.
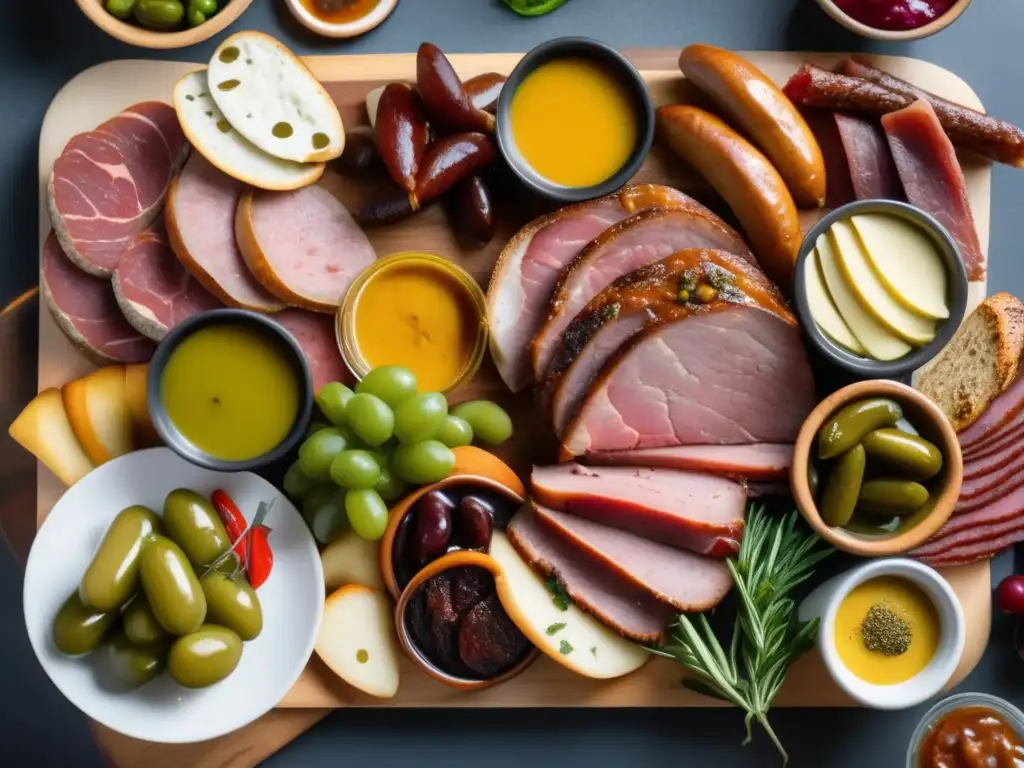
[833,113,902,200]
[783,65,908,115]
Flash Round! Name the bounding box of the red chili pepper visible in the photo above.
[212,489,248,562]
[211,489,274,589]
[246,525,274,589]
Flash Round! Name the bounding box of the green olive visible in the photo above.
[857,479,931,516]
[80,505,161,612]
[106,631,167,688]
[861,428,943,480]
[105,0,138,20]
[133,0,186,30]
[186,7,205,26]
[122,594,168,647]
[139,536,206,635]
[168,625,243,689]
[191,0,218,14]
[53,592,116,656]
[200,571,263,641]
[817,398,903,460]
[163,489,230,570]
[820,443,865,527]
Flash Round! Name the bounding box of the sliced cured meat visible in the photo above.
[965,414,1024,463]
[833,113,901,201]
[112,224,221,341]
[531,205,752,380]
[560,305,815,458]
[236,186,376,313]
[584,444,793,480]
[531,463,745,557]
[965,438,1024,480]
[506,505,673,642]
[800,108,856,208]
[916,520,1024,567]
[166,153,285,312]
[274,308,349,393]
[959,375,1024,452]
[912,513,1024,557]
[959,449,1024,500]
[486,183,696,393]
[40,231,155,363]
[882,100,984,281]
[531,505,732,612]
[954,469,1024,516]
[941,483,1024,537]
[48,102,188,277]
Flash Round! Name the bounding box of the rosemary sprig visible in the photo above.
[653,505,832,764]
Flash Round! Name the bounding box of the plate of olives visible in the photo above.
[23,447,323,743]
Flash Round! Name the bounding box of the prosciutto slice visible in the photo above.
[833,113,901,200]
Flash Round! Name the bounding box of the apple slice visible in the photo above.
[316,585,399,698]
[321,531,385,592]
[805,248,865,356]
[9,388,95,486]
[123,363,159,446]
[62,366,134,465]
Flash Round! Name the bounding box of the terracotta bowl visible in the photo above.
[74,0,254,49]
[393,549,539,691]
[792,380,963,556]
[813,0,972,41]
[284,0,398,38]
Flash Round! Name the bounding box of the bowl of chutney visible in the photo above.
[147,309,313,472]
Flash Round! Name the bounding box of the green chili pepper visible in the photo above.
[501,0,572,16]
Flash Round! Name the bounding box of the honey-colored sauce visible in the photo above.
[918,706,1024,767]
[297,0,380,24]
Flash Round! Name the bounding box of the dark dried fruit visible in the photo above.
[333,128,385,178]
[415,133,497,207]
[458,594,530,677]
[464,73,506,113]
[416,43,495,135]
[375,83,430,193]
[449,566,493,616]
[358,188,417,226]
[456,495,494,550]
[450,175,495,249]
[423,573,463,673]
[416,491,454,563]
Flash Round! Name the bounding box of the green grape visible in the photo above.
[305,420,329,440]
[329,450,382,490]
[355,366,418,406]
[345,393,395,447]
[450,401,514,446]
[393,392,448,445]
[435,415,474,448]
[283,460,316,499]
[345,489,389,541]
[298,427,352,480]
[374,464,409,503]
[316,382,355,426]
[302,483,339,527]
[310,489,349,544]
[392,440,455,485]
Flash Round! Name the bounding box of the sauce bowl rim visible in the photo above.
[905,691,1024,766]
[813,0,973,42]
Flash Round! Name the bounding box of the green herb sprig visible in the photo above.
[501,0,572,17]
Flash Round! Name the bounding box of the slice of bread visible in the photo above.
[918,292,1024,431]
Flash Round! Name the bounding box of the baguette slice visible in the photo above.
[919,292,1024,431]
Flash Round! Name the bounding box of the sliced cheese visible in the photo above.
[61,366,134,465]
[805,247,866,355]
[208,32,345,164]
[316,585,399,699]
[123,363,160,446]
[174,70,324,192]
[9,388,95,487]
[816,233,912,362]
[320,531,385,592]
[851,213,950,321]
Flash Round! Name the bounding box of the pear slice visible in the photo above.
[321,531,385,592]
[316,585,399,699]
[61,366,134,465]
[9,388,95,486]
[805,248,865,355]
[816,233,911,361]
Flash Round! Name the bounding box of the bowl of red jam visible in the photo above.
[815,0,972,40]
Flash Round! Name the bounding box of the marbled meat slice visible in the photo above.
[833,113,902,200]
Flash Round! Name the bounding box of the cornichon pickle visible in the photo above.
[820,443,866,527]
[200,571,263,641]
[134,0,186,30]
[163,489,230,569]
[122,593,168,647]
[106,631,166,688]
[80,505,161,612]
[168,625,243,689]
[861,429,943,480]
[857,479,930,515]
[139,535,207,635]
[53,591,117,656]
[817,398,903,460]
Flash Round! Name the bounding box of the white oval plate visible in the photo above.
[23,448,324,744]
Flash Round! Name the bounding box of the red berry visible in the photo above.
[996,575,1024,615]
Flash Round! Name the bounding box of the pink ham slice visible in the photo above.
[274,308,349,393]
[40,231,155,363]
[506,505,673,642]
[882,99,985,281]
[584,444,793,480]
[834,113,901,200]
[964,438,1024,480]
[112,224,221,341]
[560,306,815,459]
[954,469,1024,516]
[531,463,746,557]
[48,102,188,277]
[959,375,1024,453]
[915,518,1024,567]
[959,449,1024,500]
[531,504,732,612]
[964,415,1024,464]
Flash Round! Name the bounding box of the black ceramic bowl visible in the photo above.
[146,309,313,472]
[793,200,969,380]
[495,37,654,204]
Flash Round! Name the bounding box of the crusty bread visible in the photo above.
[918,292,1024,431]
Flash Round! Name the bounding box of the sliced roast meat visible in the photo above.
[40,231,155,363]
[800,108,856,208]
[506,505,673,642]
[560,305,815,458]
[532,505,731,612]
[584,444,793,480]
[486,183,697,393]
[941,483,1024,538]
[48,102,189,278]
[959,375,1024,453]
[960,449,1024,500]
[274,308,349,393]
[166,153,285,312]
[531,463,745,557]
[964,438,1024,481]
[833,113,901,201]
[954,469,1024,516]
[531,206,751,381]
[915,519,1024,567]
[965,413,1024,463]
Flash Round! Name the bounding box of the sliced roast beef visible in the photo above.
[274,308,350,393]
[531,463,745,557]
[560,305,815,459]
[532,505,731,612]
[506,505,673,642]
[48,102,188,277]
[960,376,1024,453]
[584,444,793,480]
[834,113,901,200]
[486,184,696,393]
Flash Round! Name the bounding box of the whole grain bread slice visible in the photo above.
[918,292,1024,431]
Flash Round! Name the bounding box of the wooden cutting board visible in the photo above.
[32,49,992,766]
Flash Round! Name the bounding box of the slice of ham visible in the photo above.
[274,308,349,393]
[964,437,1024,480]
[882,99,985,281]
[531,505,732,612]
[964,414,1024,463]
[833,113,901,200]
[941,483,1024,536]
[40,231,155,363]
[48,102,188,277]
[507,505,673,642]
[959,375,1024,453]
[531,463,746,557]
[912,512,1024,557]
[953,469,1024,516]
[166,153,285,312]
[112,224,221,341]
[584,444,793,480]
[915,520,1024,567]
[959,448,1024,499]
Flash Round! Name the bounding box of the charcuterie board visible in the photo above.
[33,48,992,766]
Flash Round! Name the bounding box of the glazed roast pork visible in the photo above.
[584,443,793,480]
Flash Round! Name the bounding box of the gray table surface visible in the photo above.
[3,0,1023,765]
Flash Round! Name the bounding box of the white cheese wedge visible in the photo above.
[174,70,324,191]
[816,233,912,361]
[320,531,385,592]
[851,213,950,321]
[316,585,399,699]
[208,32,345,163]
[8,388,95,487]
[61,366,133,466]
[805,248,866,355]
